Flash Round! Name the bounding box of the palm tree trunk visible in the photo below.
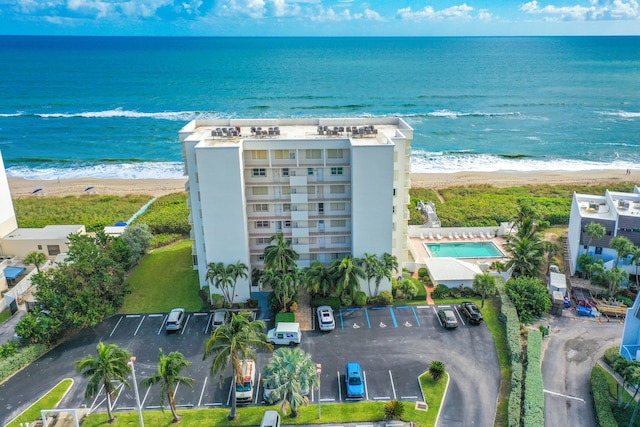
[168,390,180,422]
[629,398,640,427]
[106,393,114,422]
[228,372,238,420]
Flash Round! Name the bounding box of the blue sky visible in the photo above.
[1,0,639,36]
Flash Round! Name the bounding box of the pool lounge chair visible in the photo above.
[480,231,486,239]
[454,232,460,239]
[448,232,453,239]
[436,233,443,240]
[428,232,434,240]
[469,232,475,239]
[420,233,425,240]
[462,232,468,239]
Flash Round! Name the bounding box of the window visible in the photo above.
[331,236,346,244]
[393,206,396,213]
[308,168,314,176]
[256,237,270,244]
[393,188,396,196]
[307,186,316,194]
[319,203,324,213]
[192,255,198,265]
[595,247,603,255]
[258,254,265,261]
[330,185,345,194]
[306,149,322,159]
[252,187,268,196]
[283,203,291,212]
[327,149,344,159]
[290,152,296,159]
[47,245,61,256]
[256,221,270,228]
[37,245,42,250]
[252,168,266,177]
[284,221,292,228]
[331,167,343,175]
[282,168,289,176]
[253,204,268,212]
[274,150,293,159]
[282,187,291,195]
[331,219,346,227]
[252,150,267,160]
[330,202,345,211]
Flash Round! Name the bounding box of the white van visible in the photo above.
[235,359,256,404]
[260,410,281,427]
[266,322,301,345]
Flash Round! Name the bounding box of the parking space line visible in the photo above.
[193,312,207,316]
[401,396,419,399]
[110,383,126,409]
[197,376,207,407]
[454,306,466,326]
[204,403,223,406]
[389,307,398,328]
[373,396,390,400]
[254,373,261,404]
[433,306,443,327]
[389,370,397,400]
[133,316,145,336]
[411,306,421,327]
[337,371,342,401]
[141,385,151,408]
[320,398,335,402]
[89,384,106,413]
[146,405,162,409]
[543,389,586,402]
[226,377,233,406]
[365,308,371,328]
[125,314,141,318]
[148,314,163,317]
[363,370,369,401]
[339,310,344,330]
[204,313,212,334]
[157,315,168,335]
[180,314,191,335]
[109,316,123,337]
[176,404,193,408]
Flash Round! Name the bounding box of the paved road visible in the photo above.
[541,313,623,427]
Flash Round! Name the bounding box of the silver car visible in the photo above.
[165,308,185,332]
[316,305,335,331]
[211,309,231,330]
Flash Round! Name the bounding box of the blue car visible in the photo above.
[344,362,365,399]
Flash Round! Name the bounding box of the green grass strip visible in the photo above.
[5,378,73,427]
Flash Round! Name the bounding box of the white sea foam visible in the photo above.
[6,162,185,180]
[411,150,638,174]
[427,110,521,119]
[35,109,226,121]
[598,111,640,119]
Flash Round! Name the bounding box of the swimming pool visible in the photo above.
[425,242,504,258]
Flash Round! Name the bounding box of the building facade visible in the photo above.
[180,118,413,302]
[0,150,17,241]
[567,187,640,276]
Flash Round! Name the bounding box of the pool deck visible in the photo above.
[410,233,510,265]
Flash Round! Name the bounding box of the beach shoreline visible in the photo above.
[7,170,638,198]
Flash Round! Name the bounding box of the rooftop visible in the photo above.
[3,225,85,240]
[575,187,640,220]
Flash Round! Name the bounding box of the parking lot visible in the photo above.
[0,304,499,427]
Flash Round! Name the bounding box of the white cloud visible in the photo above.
[219,0,266,18]
[67,0,115,19]
[353,8,383,21]
[396,3,481,21]
[309,4,382,21]
[520,0,640,20]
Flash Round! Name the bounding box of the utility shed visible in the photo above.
[549,271,567,297]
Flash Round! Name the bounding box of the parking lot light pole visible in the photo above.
[316,364,322,419]
[128,356,144,427]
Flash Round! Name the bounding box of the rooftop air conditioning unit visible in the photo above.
[618,200,630,209]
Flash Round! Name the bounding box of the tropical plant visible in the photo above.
[631,246,640,289]
[141,349,195,423]
[505,276,551,324]
[622,362,640,409]
[429,360,446,382]
[604,268,629,296]
[121,223,153,267]
[23,251,47,274]
[383,400,406,420]
[584,222,606,253]
[379,253,399,296]
[361,253,383,297]
[205,262,233,306]
[227,261,249,305]
[577,254,594,279]
[263,268,300,312]
[302,262,334,297]
[76,342,131,423]
[203,312,272,421]
[261,347,319,418]
[505,235,544,278]
[472,273,497,308]
[542,241,559,276]
[264,233,299,273]
[331,256,366,299]
[610,236,634,269]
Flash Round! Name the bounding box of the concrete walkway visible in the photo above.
[0,308,25,345]
[296,287,313,331]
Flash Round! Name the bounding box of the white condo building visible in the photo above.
[180,118,413,302]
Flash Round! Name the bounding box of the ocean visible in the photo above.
[0,36,639,180]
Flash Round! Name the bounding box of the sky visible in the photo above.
[1,0,639,36]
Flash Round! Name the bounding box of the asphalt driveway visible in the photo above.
[0,304,500,426]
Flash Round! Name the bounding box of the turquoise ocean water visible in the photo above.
[0,36,639,180]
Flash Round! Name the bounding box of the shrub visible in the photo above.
[603,346,622,368]
[377,291,393,305]
[134,193,190,236]
[448,289,461,299]
[509,361,523,427]
[211,294,224,309]
[412,279,427,301]
[614,295,633,307]
[289,301,298,312]
[354,291,367,307]
[341,293,353,307]
[0,341,18,358]
[418,267,429,279]
[150,233,183,249]
[310,296,341,310]
[591,366,618,427]
[506,277,551,324]
[429,360,446,382]
[523,331,544,427]
[432,284,450,299]
[0,344,46,382]
[461,287,476,298]
[384,400,406,420]
[275,312,296,323]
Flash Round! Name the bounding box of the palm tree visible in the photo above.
[141,349,195,423]
[206,262,233,306]
[263,268,299,312]
[203,312,272,421]
[76,342,131,423]
[604,268,629,296]
[302,262,334,297]
[262,347,319,418]
[379,253,399,297]
[584,222,606,255]
[505,235,544,278]
[542,241,560,275]
[631,246,640,289]
[510,201,539,237]
[361,253,382,297]
[227,261,249,305]
[472,273,497,308]
[331,256,366,299]
[264,233,299,273]
[23,251,47,274]
[611,236,634,269]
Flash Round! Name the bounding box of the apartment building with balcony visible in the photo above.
[179,118,413,302]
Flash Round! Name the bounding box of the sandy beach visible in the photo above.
[7,170,639,198]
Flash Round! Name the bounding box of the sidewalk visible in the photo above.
[0,308,25,345]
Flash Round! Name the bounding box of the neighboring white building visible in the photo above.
[0,150,17,241]
[423,257,483,288]
[567,187,640,276]
[180,118,413,302]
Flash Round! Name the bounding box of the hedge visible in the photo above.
[591,365,618,427]
[275,312,296,323]
[309,296,341,310]
[603,346,622,368]
[523,331,544,427]
[0,344,47,382]
[508,361,523,427]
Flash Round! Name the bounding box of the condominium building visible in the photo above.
[180,118,413,302]
[0,150,17,240]
[567,187,640,276]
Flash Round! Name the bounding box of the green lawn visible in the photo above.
[5,378,73,427]
[119,240,203,314]
[600,365,640,426]
[0,308,13,325]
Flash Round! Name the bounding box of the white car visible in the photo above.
[316,305,335,331]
